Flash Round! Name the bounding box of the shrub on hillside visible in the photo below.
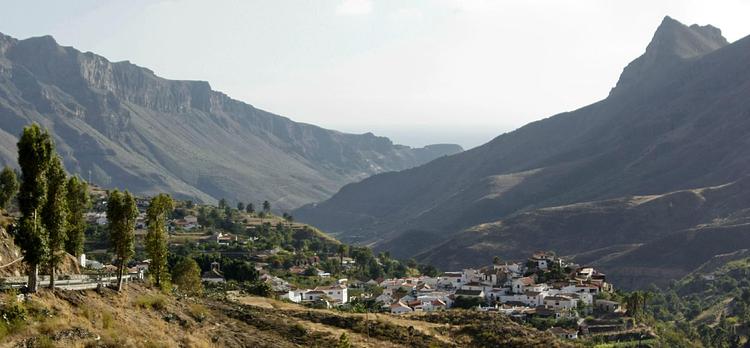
[134,294,167,310]
[172,257,204,296]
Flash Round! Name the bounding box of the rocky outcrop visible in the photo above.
[0,227,23,277]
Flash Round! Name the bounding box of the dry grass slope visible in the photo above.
[0,285,572,348]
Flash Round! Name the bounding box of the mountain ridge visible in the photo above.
[0,32,462,209]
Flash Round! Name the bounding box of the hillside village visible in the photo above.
[73,185,650,336]
[21,186,640,341]
[284,252,634,340]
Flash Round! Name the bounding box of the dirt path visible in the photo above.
[297,318,405,348]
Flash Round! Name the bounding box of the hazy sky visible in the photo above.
[2,1,749,148]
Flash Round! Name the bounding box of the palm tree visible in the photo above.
[338,244,348,265]
[641,291,653,315]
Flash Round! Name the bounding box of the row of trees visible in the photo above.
[218,198,271,214]
[13,124,91,292]
[101,179,200,294]
[106,191,177,291]
[11,124,181,293]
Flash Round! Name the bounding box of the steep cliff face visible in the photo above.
[0,32,462,209]
[295,16,750,273]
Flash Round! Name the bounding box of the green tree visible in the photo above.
[337,332,352,348]
[236,201,244,211]
[222,260,259,282]
[282,212,293,222]
[626,291,650,320]
[16,124,53,292]
[172,257,203,296]
[245,203,254,214]
[337,244,348,265]
[64,176,90,257]
[42,156,68,289]
[245,281,272,297]
[262,200,271,213]
[453,296,485,309]
[145,193,173,288]
[304,266,318,277]
[107,189,138,291]
[0,166,19,210]
[218,198,227,209]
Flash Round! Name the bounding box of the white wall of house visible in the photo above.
[323,287,347,304]
[304,291,326,302]
[525,283,549,292]
[287,290,303,303]
[438,273,464,288]
[561,284,599,295]
[511,277,534,294]
[544,297,577,310]
[494,263,522,274]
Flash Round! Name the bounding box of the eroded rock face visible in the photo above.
[0,32,462,209]
[0,227,23,277]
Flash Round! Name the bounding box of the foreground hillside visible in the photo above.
[0,32,461,210]
[0,284,570,348]
[296,17,750,277]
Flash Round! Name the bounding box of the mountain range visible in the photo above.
[0,32,461,210]
[295,16,750,288]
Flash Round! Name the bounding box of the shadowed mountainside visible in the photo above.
[416,177,750,289]
[0,32,461,210]
[295,16,750,284]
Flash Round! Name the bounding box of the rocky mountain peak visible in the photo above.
[649,16,727,59]
[611,16,728,95]
[0,32,17,55]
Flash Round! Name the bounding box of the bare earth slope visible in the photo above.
[0,32,461,210]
